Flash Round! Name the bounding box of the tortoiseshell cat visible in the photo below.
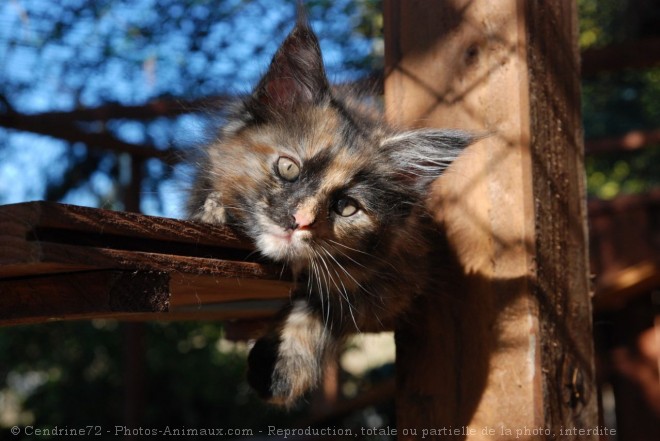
[188,17,472,407]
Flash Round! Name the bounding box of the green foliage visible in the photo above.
[586,147,660,199]
[582,68,660,138]
[578,0,629,49]
[580,0,660,199]
[0,321,297,431]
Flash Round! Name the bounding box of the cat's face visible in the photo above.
[207,105,410,267]
[194,20,470,272]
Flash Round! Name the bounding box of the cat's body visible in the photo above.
[188,17,472,407]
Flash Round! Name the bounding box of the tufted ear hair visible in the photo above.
[246,15,330,121]
[381,129,474,193]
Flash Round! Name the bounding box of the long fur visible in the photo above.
[188,18,473,408]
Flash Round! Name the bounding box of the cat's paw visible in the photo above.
[246,335,280,400]
[247,301,331,408]
[194,191,226,224]
[247,334,319,408]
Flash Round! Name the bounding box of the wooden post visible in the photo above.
[385,1,599,439]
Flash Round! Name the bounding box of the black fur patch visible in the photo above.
[246,334,281,399]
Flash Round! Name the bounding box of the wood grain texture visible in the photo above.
[0,270,169,325]
[385,1,597,439]
[524,2,597,432]
[589,191,660,312]
[0,201,292,325]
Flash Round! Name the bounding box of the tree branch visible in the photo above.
[585,128,660,154]
[0,112,181,164]
[582,37,660,76]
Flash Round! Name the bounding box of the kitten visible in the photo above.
[188,16,472,408]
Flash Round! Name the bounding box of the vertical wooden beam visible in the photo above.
[385,1,598,439]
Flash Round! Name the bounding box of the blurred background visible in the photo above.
[0,0,658,439]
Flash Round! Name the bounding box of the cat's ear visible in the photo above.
[381,129,474,192]
[247,17,330,119]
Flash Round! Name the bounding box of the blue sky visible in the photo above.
[0,0,376,218]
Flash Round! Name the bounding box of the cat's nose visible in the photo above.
[292,210,316,230]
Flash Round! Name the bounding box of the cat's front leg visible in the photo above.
[247,300,336,408]
[190,190,226,224]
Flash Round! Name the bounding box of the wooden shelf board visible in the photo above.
[0,201,292,326]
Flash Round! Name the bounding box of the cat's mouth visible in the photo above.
[256,221,314,262]
[269,230,311,244]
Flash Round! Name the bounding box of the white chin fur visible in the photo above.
[256,230,312,262]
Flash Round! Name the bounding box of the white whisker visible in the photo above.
[327,239,400,273]
[319,246,378,301]
[318,245,360,332]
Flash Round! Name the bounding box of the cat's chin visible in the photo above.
[256,229,314,263]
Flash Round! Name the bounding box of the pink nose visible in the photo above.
[293,210,316,229]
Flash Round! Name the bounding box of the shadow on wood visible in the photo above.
[386,0,598,439]
[0,201,292,326]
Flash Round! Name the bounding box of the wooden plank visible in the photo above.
[32,242,275,279]
[592,260,660,312]
[0,201,292,325]
[594,293,660,441]
[385,1,598,439]
[581,37,660,76]
[168,273,290,307]
[0,201,282,281]
[0,301,287,327]
[589,192,660,312]
[589,191,660,283]
[585,128,660,154]
[0,201,249,251]
[0,270,169,325]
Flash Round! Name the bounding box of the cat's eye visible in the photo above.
[276,156,300,182]
[334,197,359,217]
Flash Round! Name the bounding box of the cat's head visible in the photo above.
[197,19,471,268]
